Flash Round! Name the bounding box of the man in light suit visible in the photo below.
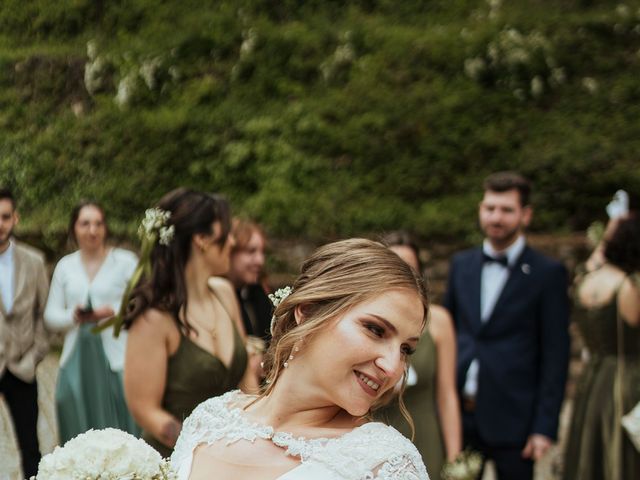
[0,188,49,478]
[443,172,569,479]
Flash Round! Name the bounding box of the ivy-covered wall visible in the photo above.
[1,0,639,254]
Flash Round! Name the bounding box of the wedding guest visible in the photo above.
[381,231,461,479]
[122,188,257,457]
[44,201,139,443]
[171,239,430,479]
[444,172,570,479]
[227,218,273,384]
[563,191,640,480]
[227,218,273,340]
[0,188,49,478]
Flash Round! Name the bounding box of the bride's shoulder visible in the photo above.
[350,422,420,455]
[188,389,251,420]
[314,422,428,479]
[171,390,254,464]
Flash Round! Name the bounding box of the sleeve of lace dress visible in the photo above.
[170,399,212,468]
[373,452,430,480]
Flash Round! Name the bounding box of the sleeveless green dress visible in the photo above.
[380,330,445,480]
[143,321,248,458]
[562,276,640,480]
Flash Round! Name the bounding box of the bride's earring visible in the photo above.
[283,345,300,368]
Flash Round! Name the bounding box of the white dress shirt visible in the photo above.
[0,240,15,313]
[44,248,138,371]
[463,235,526,398]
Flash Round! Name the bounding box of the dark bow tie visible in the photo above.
[482,252,509,268]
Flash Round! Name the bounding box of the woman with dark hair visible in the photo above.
[44,201,139,443]
[380,231,461,480]
[563,192,640,480]
[171,238,430,479]
[122,188,256,457]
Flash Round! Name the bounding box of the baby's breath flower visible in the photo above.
[269,286,293,308]
[35,428,176,480]
[139,208,173,245]
[442,449,483,480]
[159,225,175,246]
[269,286,293,335]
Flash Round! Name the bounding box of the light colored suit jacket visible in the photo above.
[0,240,50,382]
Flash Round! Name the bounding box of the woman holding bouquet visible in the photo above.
[171,239,430,479]
[44,201,139,443]
[122,188,257,457]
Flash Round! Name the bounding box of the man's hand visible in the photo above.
[521,433,552,461]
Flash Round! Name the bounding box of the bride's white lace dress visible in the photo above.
[171,390,429,479]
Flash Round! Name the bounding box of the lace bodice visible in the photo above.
[171,390,429,480]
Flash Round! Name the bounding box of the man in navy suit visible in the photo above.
[443,172,570,479]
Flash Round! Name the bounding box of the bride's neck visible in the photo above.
[250,372,344,431]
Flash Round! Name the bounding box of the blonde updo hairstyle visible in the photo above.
[260,238,429,415]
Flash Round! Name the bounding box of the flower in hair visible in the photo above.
[269,286,292,335]
[269,286,292,308]
[95,207,173,339]
[158,224,175,246]
[138,208,174,245]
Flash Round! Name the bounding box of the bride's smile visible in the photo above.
[276,288,424,419]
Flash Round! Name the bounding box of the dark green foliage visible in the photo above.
[1,0,640,254]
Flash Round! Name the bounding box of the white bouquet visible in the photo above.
[33,428,176,480]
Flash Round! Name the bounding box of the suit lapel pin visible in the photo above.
[521,263,531,274]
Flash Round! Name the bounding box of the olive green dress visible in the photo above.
[380,330,445,480]
[562,278,640,480]
[143,323,247,458]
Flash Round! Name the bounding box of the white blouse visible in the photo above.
[171,390,429,480]
[44,248,138,371]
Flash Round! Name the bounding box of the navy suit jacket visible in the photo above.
[443,244,570,446]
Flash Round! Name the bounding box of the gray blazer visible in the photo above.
[0,241,50,382]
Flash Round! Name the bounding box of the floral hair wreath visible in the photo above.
[269,286,293,335]
[94,207,174,338]
[139,207,175,246]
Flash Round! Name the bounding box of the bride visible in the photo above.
[171,238,430,479]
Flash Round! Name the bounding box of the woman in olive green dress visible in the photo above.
[563,204,640,480]
[122,189,258,457]
[381,232,462,480]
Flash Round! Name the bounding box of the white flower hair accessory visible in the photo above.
[138,207,175,246]
[95,207,174,338]
[269,286,293,335]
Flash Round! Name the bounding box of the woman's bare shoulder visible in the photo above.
[428,304,453,328]
[427,304,455,343]
[130,308,176,334]
[208,276,235,293]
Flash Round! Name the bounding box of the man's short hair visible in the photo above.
[0,188,16,210]
[483,171,531,207]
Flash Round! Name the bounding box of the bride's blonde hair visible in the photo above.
[260,238,429,431]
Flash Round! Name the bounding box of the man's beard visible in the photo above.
[0,227,14,247]
[482,223,520,247]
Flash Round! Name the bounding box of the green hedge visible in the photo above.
[1,0,639,253]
